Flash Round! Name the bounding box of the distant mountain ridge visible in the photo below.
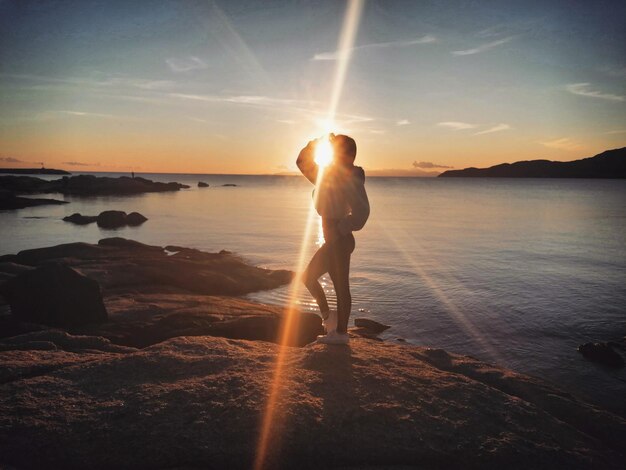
[438,147,626,178]
[0,168,70,175]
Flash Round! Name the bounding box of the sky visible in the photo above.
[0,0,625,175]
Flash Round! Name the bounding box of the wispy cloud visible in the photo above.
[474,123,511,135]
[437,121,477,130]
[59,110,119,118]
[539,138,582,151]
[166,56,208,73]
[565,83,625,102]
[62,161,101,167]
[413,161,453,169]
[452,36,513,56]
[313,35,436,61]
[604,129,626,134]
[0,156,26,163]
[396,119,410,126]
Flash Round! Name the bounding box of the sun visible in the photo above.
[314,136,334,168]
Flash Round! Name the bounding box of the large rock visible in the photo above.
[97,210,130,228]
[0,263,107,327]
[0,238,310,347]
[0,335,624,469]
[198,181,209,187]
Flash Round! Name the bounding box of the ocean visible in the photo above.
[1,172,625,415]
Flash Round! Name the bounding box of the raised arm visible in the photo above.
[296,140,318,184]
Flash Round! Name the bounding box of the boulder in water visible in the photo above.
[198,181,209,187]
[126,212,148,226]
[63,213,97,225]
[354,318,391,334]
[0,263,108,327]
[578,342,624,368]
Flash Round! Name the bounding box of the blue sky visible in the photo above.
[0,0,624,174]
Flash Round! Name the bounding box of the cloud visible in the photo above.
[62,161,101,167]
[437,121,476,130]
[412,161,453,169]
[539,138,581,151]
[0,156,26,163]
[452,36,513,56]
[565,83,625,102]
[604,129,626,134]
[474,123,511,135]
[59,110,119,119]
[166,56,208,73]
[396,119,410,126]
[313,35,436,61]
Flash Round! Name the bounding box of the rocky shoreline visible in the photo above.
[0,238,625,468]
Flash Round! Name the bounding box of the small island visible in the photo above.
[0,168,71,175]
[439,147,626,178]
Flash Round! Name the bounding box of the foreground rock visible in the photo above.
[0,238,320,346]
[0,333,624,469]
[198,181,209,187]
[0,174,189,196]
[0,263,107,327]
[0,190,68,210]
[578,342,625,368]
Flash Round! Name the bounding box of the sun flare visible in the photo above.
[314,136,334,168]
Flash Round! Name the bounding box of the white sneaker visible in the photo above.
[321,310,338,333]
[316,331,349,345]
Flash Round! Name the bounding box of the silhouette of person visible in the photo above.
[297,134,370,344]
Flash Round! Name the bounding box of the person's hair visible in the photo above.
[333,134,357,165]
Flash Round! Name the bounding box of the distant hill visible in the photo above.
[0,168,70,175]
[438,147,626,178]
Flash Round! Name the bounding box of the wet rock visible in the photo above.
[578,342,625,368]
[63,213,97,225]
[354,317,391,334]
[222,183,237,187]
[126,212,148,226]
[0,262,108,327]
[96,210,128,229]
[198,181,209,187]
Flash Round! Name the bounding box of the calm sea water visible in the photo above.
[2,172,625,415]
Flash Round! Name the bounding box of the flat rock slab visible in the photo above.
[0,334,624,469]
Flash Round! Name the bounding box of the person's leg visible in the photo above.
[302,243,330,317]
[328,235,355,334]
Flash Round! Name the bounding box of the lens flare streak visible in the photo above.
[253,2,365,469]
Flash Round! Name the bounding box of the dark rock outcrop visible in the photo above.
[97,210,130,229]
[578,342,625,368]
[63,213,97,225]
[0,174,189,196]
[0,190,68,210]
[0,263,107,327]
[222,183,237,187]
[0,335,624,469]
[439,147,626,178]
[354,317,391,334]
[126,211,148,226]
[198,181,209,187]
[0,168,70,175]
